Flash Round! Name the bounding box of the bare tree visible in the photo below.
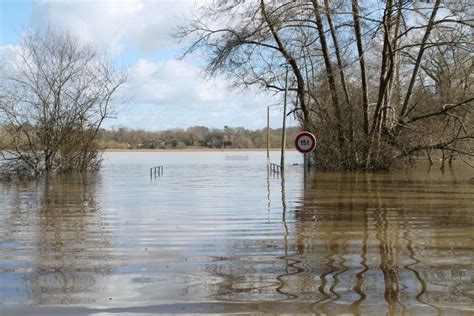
[0,30,127,179]
[178,0,473,170]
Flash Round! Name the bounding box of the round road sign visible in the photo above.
[295,131,316,153]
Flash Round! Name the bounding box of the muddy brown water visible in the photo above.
[0,152,472,315]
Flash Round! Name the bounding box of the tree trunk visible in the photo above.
[260,0,311,129]
[400,0,442,118]
[324,0,355,165]
[312,0,346,166]
[351,0,370,136]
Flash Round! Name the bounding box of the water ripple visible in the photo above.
[0,152,472,314]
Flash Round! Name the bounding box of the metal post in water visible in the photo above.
[267,105,270,161]
[280,65,289,172]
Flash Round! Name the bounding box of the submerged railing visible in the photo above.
[150,166,163,178]
[268,162,281,174]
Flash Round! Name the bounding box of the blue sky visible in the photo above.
[0,0,294,131]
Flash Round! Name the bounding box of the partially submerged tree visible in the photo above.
[178,0,473,170]
[0,30,126,179]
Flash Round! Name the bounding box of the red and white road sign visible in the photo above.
[295,131,316,153]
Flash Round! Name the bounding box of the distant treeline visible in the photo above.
[98,126,301,149]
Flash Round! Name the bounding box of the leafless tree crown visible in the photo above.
[178,0,473,170]
[0,30,127,179]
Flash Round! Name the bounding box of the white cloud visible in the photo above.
[0,44,35,78]
[0,45,15,65]
[17,0,291,130]
[127,58,227,108]
[108,58,284,130]
[29,0,196,54]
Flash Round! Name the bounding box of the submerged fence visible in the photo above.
[268,162,281,174]
[150,166,163,178]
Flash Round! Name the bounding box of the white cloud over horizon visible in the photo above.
[128,59,229,107]
[1,0,293,131]
[107,58,286,131]
[29,0,195,54]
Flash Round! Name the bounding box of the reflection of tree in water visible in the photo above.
[3,175,118,305]
[293,169,473,314]
[169,168,470,313]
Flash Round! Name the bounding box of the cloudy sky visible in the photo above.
[0,0,295,131]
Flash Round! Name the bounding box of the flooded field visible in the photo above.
[0,152,473,315]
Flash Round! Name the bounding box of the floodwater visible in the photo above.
[0,151,473,315]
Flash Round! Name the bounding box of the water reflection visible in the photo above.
[275,172,302,301]
[292,169,473,315]
[0,175,120,305]
[0,152,472,315]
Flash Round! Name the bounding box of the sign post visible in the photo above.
[266,105,270,160]
[295,131,316,154]
[295,131,316,171]
[280,65,289,172]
